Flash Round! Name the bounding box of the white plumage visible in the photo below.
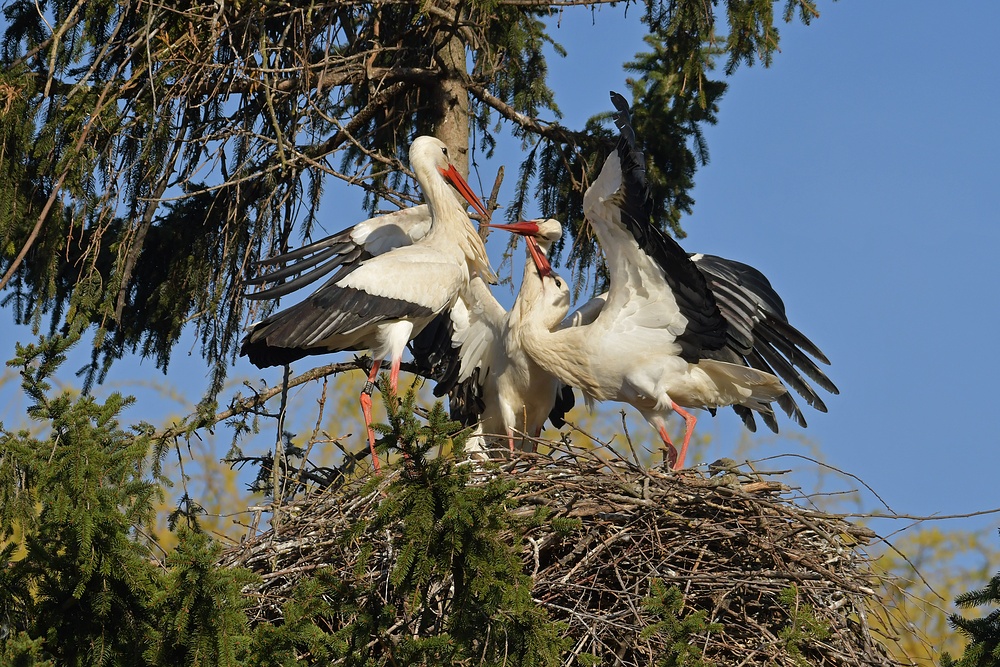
[240,98,837,474]
[435,219,571,456]
[240,136,494,471]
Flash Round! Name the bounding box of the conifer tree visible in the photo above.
[0,335,259,665]
[0,339,572,664]
[0,0,822,396]
[943,539,1000,667]
[339,386,569,664]
[0,334,162,663]
[145,527,257,666]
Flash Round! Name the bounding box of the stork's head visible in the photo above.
[534,271,572,326]
[487,218,562,277]
[409,136,489,219]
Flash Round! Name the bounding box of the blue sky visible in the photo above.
[3,3,999,540]
[676,3,1000,525]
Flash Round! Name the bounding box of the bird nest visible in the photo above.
[222,444,903,667]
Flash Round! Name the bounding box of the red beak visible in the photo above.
[487,221,541,236]
[524,236,552,277]
[439,165,490,220]
[487,220,551,276]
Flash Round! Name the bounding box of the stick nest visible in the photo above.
[222,447,901,667]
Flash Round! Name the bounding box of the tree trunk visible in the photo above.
[432,15,470,176]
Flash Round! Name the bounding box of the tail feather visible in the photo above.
[698,359,786,405]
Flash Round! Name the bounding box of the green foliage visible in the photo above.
[624,35,727,239]
[0,334,257,666]
[475,7,562,150]
[549,515,582,536]
[776,585,831,666]
[245,385,571,665]
[0,630,55,667]
[0,334,161,664]
[641,580,721,667]
[376,386,570,664]
[515,503,580,536]
[942,536,1000,667]
[145,527,258,666]
[244,570,351,665]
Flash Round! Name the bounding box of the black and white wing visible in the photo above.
[244,205,432,301]
[690,253,839,432]
[583,92,728,361]
[240,244,463,367]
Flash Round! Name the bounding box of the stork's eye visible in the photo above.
[554,278,563,288]
[441,146,448,156]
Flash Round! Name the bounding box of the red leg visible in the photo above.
[657,425,679,470]
[389,355,401,393]
[360,359,383,472]
[387,354,416,466]
[670,402,698,471]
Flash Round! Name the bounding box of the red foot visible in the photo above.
[671,402,698,471]
[360,359,383,472]
[657,425,679,470]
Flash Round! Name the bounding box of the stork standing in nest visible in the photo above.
[419,217,574,456]
[241,136,495,471]
[511,92,836,469]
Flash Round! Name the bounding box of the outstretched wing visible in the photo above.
[585,92,728,361]
[244,205,432,301]
[241,245,462,368]
[691,253,839,432]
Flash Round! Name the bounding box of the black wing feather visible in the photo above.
[609,91,729,360]
[240,285,434,368]
[254,229,352,266]
[408,311,487,426]
[547,385,576,429]
[608,92,836,434]
[245,244,344,284]
[690,252,838,431]
[243,225,371,300]
[244,247,367,301]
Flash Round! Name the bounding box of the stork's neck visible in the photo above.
[510,252,544,329]
[419,173,461,233]
[417,169,496,282]
[519,311,593,397]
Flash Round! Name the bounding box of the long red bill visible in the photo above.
[486,221,540,236]
[439,164,490,221]
[524,236,552,277]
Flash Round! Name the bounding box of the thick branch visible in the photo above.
[466,80,589,147]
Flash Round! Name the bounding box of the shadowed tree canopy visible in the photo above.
[0,0,822,397]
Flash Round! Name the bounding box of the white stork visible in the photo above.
[511,92,836,469]
[551,253,838,436]
[240,136,495,471]
[420,218,573,456]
